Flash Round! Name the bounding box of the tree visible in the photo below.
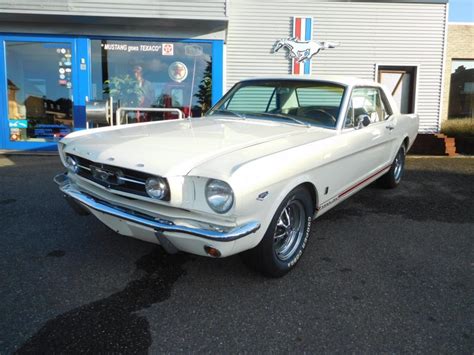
[194,61,212,114]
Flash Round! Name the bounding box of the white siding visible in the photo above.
[0,0,226,20]
[226,0,447,132]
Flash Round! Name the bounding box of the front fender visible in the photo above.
[230,173,319,254]
[268,174,318,220]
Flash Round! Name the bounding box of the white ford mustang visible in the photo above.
[54,76,419,277]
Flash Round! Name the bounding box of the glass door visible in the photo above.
[0,36,82,150]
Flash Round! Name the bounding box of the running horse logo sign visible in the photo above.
[273,17,339,75]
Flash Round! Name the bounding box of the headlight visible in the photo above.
[145,176,168,200]
[205,179,234,214]
[65,155,79,174]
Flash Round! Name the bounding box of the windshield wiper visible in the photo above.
[254,112,310,127]
[210,109,246,120]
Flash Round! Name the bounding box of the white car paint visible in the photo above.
[56,77,419,258]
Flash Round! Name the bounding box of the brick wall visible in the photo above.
[441,24,474,123]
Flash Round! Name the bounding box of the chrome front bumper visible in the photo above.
[54,173,261,242]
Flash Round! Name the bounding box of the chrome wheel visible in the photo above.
[241,186,312,277]
[393,149,404,183]
[273,200,305,261]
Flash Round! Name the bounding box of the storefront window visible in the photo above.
[6,42,73,141]
[91,40,212,122]
[448,59,474,119]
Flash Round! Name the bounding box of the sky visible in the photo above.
[449,0,474,22]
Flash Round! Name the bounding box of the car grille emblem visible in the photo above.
[90,165,124,186]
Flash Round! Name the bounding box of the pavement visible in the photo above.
[0,155,472,353]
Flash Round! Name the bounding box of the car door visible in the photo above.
[335,86,396,195]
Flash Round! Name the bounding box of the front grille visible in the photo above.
[67,154,170,201]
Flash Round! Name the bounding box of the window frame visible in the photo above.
[376,63,419,115]
[0,34,224,151]
[342,85,394,130]
[448,58,474,119]
[208,79,347,130]
[0,35,82,151]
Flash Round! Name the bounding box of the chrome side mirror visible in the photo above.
[356,114,371,129]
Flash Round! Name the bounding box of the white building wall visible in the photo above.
[0,0,227,20]
[226,0,448,132]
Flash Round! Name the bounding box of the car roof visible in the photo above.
[239,75,381,88]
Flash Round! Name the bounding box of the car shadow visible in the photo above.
[319,164,474,224]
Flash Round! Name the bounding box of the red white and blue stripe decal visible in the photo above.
[292,16,313,75]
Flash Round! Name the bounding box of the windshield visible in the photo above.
[207,79,346,128]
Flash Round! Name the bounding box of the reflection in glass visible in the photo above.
[448,60,474,119]
[208,80,345,128]
[6,42,74,141]
[91,40,212,124]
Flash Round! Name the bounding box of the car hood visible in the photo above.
[62,117,332,177]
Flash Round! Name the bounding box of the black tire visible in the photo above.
[379,145,406,189]
[241,186,313,277]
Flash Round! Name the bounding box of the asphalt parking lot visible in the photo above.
[0,155,472,353]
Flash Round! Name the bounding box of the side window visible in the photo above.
[346,87,389,127]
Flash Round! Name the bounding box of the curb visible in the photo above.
[407,155,474,159]
[0,150,58,156]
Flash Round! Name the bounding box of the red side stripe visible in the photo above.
[338,165,391,198]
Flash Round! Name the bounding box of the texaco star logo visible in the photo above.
[168,61,188,83]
